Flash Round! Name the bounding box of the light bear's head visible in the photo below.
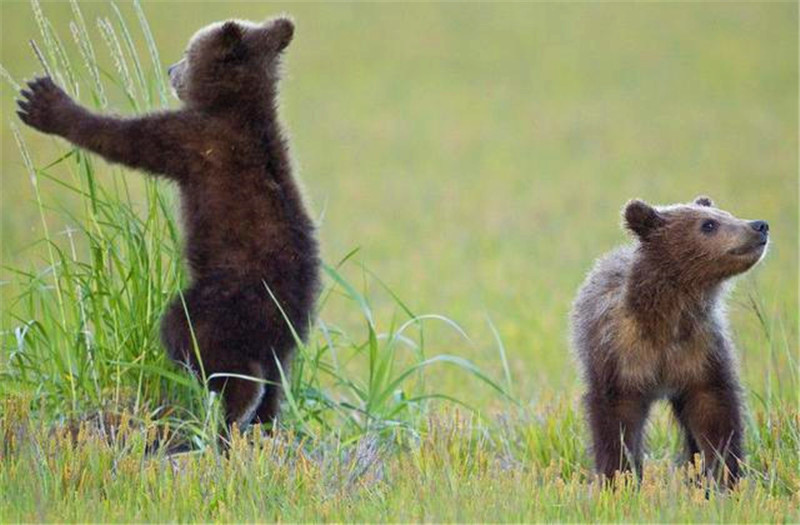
[623,196,770,284]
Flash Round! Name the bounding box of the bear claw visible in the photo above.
[17,76,73,135]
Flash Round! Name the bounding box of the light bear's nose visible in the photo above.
[749,220,769,234]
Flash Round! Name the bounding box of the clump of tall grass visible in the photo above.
[0,0,513,449]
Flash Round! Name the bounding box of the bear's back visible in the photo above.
[570,245,633,376]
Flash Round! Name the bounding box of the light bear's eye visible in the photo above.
[701,219,718,234]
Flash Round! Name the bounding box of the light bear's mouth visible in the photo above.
[729,239,768,256]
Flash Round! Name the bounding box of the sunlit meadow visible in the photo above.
[0,1,797,522]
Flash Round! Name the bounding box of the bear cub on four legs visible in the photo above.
[571,196,769,487]
[17,17,320,429]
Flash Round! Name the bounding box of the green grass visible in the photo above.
[0,1,797,522]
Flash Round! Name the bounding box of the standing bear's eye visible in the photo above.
[701,219,718,234]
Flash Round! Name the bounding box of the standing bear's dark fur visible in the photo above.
[17,17,320,429]
[571,196,769,487]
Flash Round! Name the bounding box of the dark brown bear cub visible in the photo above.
[571,196,769,486]
[17,17,320,429]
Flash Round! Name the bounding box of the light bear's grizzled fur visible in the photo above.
[571,196,769,486]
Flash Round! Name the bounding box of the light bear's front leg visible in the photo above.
[585,390,651,483]
[677,382,744,488]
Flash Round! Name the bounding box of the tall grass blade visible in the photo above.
[132,0,168,108]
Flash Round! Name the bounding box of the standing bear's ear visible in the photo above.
[255,16,295,54]
[624,199,665,240]
[694,195,714,207]
[219,21,245,52]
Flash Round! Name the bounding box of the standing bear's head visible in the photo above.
[167,16,295,110]
[623,196,770,284]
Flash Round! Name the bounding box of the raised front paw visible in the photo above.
[17,77,75,135]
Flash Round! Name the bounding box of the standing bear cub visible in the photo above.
[571,196,769,486]
[17,17,320,429]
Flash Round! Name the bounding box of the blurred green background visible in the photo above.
[1,2,796,404]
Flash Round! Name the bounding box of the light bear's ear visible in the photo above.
[257,16,295,54]
[624,199,665,240]
[694,195,714,207]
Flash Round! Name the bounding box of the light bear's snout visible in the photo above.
[749,220,769,235]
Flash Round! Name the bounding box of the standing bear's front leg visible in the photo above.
[17,77,77,136]
[17,77,200,180]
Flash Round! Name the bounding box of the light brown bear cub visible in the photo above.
[571,196,769,486]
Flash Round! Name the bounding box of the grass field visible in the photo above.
[0,1,797,522]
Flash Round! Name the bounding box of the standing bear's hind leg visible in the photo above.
[209,361,268,428]
[161,290,269,429]
[160,295,198,370]
[253,362,285,431]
